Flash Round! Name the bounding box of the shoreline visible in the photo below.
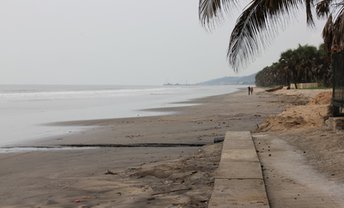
[0,88,286,207]
[27,89,272,148]
[45,90,242,127]
[9,90,241,149]
[0,85,240,148]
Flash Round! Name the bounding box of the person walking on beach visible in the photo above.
[250,87,254,95]
[248,86,251,95]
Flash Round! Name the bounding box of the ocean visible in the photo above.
[0,85,240,147]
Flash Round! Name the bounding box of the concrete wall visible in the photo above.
[290,83,320,89]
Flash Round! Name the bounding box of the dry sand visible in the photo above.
[0,88,288,208]
[254,88,344,207]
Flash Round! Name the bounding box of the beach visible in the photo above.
[1,87,343,207]
[0,88,286,207]
[2,0,341,207]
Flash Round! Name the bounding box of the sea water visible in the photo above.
[0,85,240,147]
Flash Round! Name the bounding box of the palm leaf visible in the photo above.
[316,0,332,17]
[322,14,334,51]
[333,6,344,50]
[305,0,315,25]
[228,0,303,69]
[199,0,238,28]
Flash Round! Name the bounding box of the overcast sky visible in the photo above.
[0,0,326,85]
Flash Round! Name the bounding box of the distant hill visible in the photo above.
[198,74,256,85]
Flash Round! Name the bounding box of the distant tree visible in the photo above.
[255,63,285,87]
[255,44,331,87]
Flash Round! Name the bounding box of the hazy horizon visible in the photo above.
[0,0,325,85]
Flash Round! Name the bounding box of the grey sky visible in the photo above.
[0,0,325,85]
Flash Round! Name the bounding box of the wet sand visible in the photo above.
[0,88,288,207]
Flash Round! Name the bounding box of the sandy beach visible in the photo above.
[1,88,343,207]
[0,88,287,207]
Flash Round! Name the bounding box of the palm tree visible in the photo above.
[199,0,344,69]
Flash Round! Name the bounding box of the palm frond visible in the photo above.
[333,6,344,50]
[318,0,344,52]
[322,14,333,51]
[199,0,238,28]
[306,0,315,25]
[228,0,302,69]
[316,0,332,17]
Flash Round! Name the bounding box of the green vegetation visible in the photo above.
[255,44,331,87]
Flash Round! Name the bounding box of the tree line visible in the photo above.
[255,44,332,87]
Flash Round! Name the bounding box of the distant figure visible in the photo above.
[248,86,251,95]
[250,87,254,95]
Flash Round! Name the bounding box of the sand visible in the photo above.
[254,88,344,207]
[2,87,343,207]
[258,89,332,132]
[0,88,287,208]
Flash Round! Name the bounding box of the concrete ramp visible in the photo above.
[209,131,269,208]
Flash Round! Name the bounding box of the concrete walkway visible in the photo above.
[209,131,269,208]
[254,133,344,208]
